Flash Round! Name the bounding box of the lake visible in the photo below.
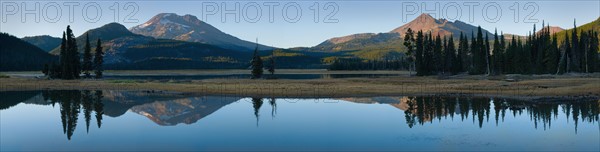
[1,90,598,151]
[104,73,403,80]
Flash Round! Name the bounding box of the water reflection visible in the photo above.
[1,91,598,141]
[40,90,104,140]
[345,97,599,132]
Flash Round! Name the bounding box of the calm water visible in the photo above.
[104,73,402,80]
[1,90,599,151]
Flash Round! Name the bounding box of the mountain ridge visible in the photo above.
[130,13,274,51]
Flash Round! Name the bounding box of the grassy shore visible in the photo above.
[1,70,599,100]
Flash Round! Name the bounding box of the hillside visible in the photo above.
[0,33,58,71]
[21,35,61,52]
[555,17,600,42]
[49,22,146,55]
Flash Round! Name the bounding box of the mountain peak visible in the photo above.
[101,22,129,31]
[537,26,564,35]
[417,13,435,20]
[390,13,491,38]
[85,22,134,38]
[131,13,274,51]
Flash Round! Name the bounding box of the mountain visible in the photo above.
[391,13,492,37]
[312,13,491,54]
[130,13,274,51]
[313,33,401,52]
[49,22,147,54]
[46,22,251,69]
[0,33,58,71]
[537,26,564,35]
[21,35,61,52]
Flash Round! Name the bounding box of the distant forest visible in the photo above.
[330,23,600,76]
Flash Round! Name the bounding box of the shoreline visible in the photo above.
[1,73,599,101]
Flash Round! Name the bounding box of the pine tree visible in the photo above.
[424,33,434,75]
[499,31,506,74]
[589,31,599,72]
[571,19,580,72]
[403,28,416,76]
[505,35,517,74]
[433,34,443,74]
[447,35,458,74]
[59,32,67,79]
[43,64,49,76]
[523,33,533,74]
[558,32,571,74]
[415,30,425,76]
[61,25,80,80]
[251,45,263,79]
[93,39,104,78]
[268,50,275,76]
[470,31,477,74]
[83,33,93,78]
[457,32,466,72]
[442,36,449,74]
[485,33,491,75]
[470,27,487,75]
[492,29,501,75]
[545,33,560,74]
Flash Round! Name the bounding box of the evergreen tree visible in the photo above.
[505,36,518,74]
[251,45,263,79]
[470,31,477,73]
[433,34,443,74]
[403,28,416,76]
[43,63,49,76]
[447,35,458,74]
[589,31,599,72]
[93,39,104,78]
[545,33,560,74]
[268,50,276,76]
[60,25,80,80]
[499,31,506,74]
[415,30,425,76]
[558,32,571,74]
[522,33,533,74]
[59,32,67,79]
[485,34,491,75]
[82,33,92,78]
[457,32,466,72]
[571,20,581,72]
[492,29,501,75]
[424,32,434,75]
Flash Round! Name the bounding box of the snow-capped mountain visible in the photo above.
[130,13,274,51]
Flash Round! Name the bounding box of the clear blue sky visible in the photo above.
[1,0,599,48]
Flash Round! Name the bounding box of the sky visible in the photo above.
[1,0,599,48]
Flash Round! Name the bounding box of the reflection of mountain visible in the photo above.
[130,96,240,126]
[100,91,190,117]
[0,91,42,110]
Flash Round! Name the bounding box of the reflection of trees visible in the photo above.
[403,97,599,131]
[269,98,277,118]
[42,90,104,140]
[252,98,263,126]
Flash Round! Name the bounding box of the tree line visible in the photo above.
[328,58,409,70]
[403,21,599,76]
[43,26,105,79]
